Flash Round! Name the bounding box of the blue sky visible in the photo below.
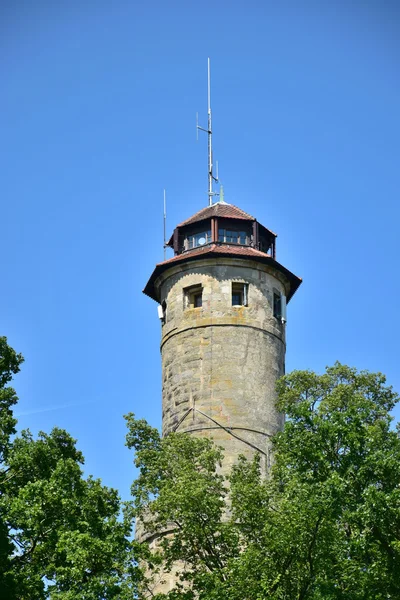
[1,1,399,500]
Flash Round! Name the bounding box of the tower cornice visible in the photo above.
[143,246,302,303]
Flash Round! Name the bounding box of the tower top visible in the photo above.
[144,201,302,303]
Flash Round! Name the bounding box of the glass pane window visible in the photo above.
[187,230,212,249]
[218,229,249,245]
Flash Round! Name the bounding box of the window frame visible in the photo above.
[273,291,282,320]
[183,229,212,251]
[218,228,250,245]
[231,282,249,307]
[183,284,203,310]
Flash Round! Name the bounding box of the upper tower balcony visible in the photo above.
[167,201,276,259]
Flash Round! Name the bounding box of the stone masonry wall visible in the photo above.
[155,257,288,473]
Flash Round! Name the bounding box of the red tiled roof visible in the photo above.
[167,202,276,246]
[157,244,269,267]
[176,203,254,227]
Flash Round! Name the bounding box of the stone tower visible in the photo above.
[144,200,301,474]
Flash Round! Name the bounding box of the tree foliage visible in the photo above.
[2,333,399,599]
[0,337,136,599]
[127,363,400,600]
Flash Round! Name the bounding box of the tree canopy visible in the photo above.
[0,337,136,599]
[126,363,400,599]
[1,335,400,599]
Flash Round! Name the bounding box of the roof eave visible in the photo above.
[143,250,302,303]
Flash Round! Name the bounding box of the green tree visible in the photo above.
[0,336,23,598]
[0,337,137,599]
[3,334,399,599]
[127,363,400,600]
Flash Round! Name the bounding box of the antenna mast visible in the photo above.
[197,58,218,206]
[207,58,213,206]
[163,189,167,260]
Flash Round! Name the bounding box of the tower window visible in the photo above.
[184,285,203,309]
[273,292,282,319]
[184,230,212,250]
[232,283,248,306]
[218,229,249,245]
[193,292,202,308]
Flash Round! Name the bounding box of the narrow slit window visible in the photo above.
[232,283,248,306]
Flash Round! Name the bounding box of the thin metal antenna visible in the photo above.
[197,58,219,206]
[163,189,167,261]
[207,58,212,206]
